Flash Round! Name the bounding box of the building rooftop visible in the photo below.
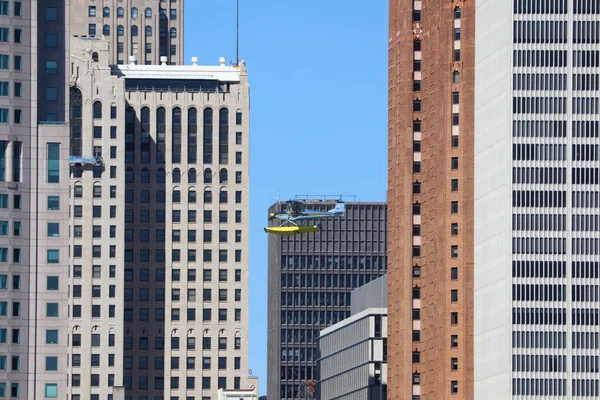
[113,56,246,82]
[319,307,387,337]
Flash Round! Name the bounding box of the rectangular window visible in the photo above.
[45,60,58,75]
[47,143,60,183]
[0,109,7,123]
[47,249,59,264]
[13,82,21,97]
[46,34,58,48]
[13,2,21,17]
[0,54,7,69]
[0,28,8,42]
[0,81,8,96]
[14,55,21,70]
[0,2,7,15]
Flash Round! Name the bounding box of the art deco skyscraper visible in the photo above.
[390,0,600,399]
[70,0,184,65]
[388,0,475,398]
[0,1,71,399]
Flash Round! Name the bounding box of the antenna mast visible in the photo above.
[236,0,240,65]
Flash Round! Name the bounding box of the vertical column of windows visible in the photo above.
[570,1,600,394]
[448,4,463,396]
[411,1,423,396]
[510,1,571,395]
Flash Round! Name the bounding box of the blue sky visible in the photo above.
[184,0,388,394]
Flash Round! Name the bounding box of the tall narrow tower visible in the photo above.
[0,1,71,399]
[388,0,475,398]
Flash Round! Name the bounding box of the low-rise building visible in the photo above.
[316,275,388,399]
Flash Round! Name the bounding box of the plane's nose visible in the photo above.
[269,213,275,217]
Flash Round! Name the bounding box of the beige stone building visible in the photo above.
[68,36,250,400]
[70,0,184,65]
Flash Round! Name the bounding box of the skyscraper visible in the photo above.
[389,0,600,399]
[0,1,71,399]
[70,0,184,65]
[388,0,474,398]
[267,201,387,399]
[475,1,599,398]
[68,37,250,399]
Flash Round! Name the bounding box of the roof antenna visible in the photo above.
[236,0,240,66]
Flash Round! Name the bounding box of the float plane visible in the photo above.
[264,201,345,236]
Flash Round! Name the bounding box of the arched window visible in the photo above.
[103,7,110,17]
[140,107,150,163]
[236,110,242,125]
[204,168,212,184]
[93,101,102,119]
[157,168,166,183]
[188,168,197,184]
[172,188,181,203]
[188,108,197,163]
[131,25,138,36]
[117,7,124,17]
[172,107,182,163]
[219,168,228,184]
[219,189,228,204]
[203,108,213,164]
[219,108,229,164]
[145,25,152,37]
[170,28,177,38]
[117,25,124,36]
[70,87,83,157]
[92,52,99,62]
[103,24,110,36]
[131,7,138,18]
[156,107,166,163]
[172,168,181,183]
[141,168,150,183]
[188,188,197,203]
[145,7,152,18]
[125,106,136,163]
[126,167,134,183]
[204,189,212,204]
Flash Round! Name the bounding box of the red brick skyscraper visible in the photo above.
[388,0,474,398]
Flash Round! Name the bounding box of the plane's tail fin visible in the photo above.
[329,203,345,215]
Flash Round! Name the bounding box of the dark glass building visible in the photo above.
[267,201,387,399]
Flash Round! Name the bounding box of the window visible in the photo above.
[451,312,458,325]
[451,267,458,280]
[451,201,458,213]
[451,179,459,191]
[451,290,458,302]
[145,7,152,18]
[46,303,59,317]
[45,60,58,75]
[47,249,59,264]
[14,55,21,70]
[451,157,458,170]
[13,2,21,17]
[145,25,152,36]
[45,383,57,398]
[89,6,96,17]
[451,223,458,236]
[451,380,458,394]
[47,143,60,183]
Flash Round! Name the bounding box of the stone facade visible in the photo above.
[70,0,184,65]
[68,37,250,400]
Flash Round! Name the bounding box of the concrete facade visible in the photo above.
[68,37,250,400]
[474,1,600,398]
[0,1,71,399]
[70,0,184,65]
[267,201,387,399]
[317,308,387,400]
[388,0,475,398]
[351,274,387,316]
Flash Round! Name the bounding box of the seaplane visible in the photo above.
[264,200,345,236]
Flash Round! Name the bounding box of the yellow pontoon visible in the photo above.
[263,225,320,236]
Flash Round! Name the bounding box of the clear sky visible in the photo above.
[184,0,389,395]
